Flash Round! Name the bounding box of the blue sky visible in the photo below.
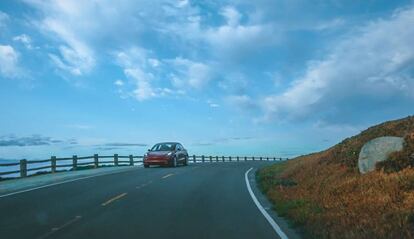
[0,0,414,160]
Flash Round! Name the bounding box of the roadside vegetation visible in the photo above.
[257,116,414,238]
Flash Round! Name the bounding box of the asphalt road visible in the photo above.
[0,162,284,239]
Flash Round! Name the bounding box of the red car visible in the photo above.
[143,142,189,168]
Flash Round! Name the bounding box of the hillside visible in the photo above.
[258,116,414,238]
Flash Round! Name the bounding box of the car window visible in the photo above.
[151,143,175,151]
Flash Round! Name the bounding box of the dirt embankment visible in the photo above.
[258,116,414,238]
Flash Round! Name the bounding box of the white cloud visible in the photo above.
[218,72,249,93]
[154,5,279,64]
[115,47,148,68]
[206,24,266,49]
[114,80,124,86]
[23,0,127,76]
[207,100,220,108]
[176,0,189,8]
[262,7,414,123]
[168,57,212,89]
[148,58,160,67]
[209,103,220,108]
[43,19,95,76]
[221,6,242,27]
[205,6,279,61]
[113,47,177,101]
[227,95,257,111]
[24,0,192,79]
[313,18,346,31]
[0,45,21,78]
[13,34,34,49]
[21,1,272,89]
[111,46,194,101]
[124,68,156,101]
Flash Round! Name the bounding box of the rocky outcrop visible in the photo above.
[358,136,404,174]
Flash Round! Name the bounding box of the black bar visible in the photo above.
[51,156,56,173]
[26,159,50,164]
[129,155,134,166]
[114,154,119,166]
[94,154,99,168]
[0,162,20,166]
[73,155,78,170]
[0,170,20,176]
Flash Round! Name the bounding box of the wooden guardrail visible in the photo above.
[0,154,289,179]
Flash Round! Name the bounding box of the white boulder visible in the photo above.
[358,136,404,174]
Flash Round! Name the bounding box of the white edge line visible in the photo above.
[245,167,289,239]
[0,166,142,198]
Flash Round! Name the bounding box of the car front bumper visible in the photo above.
[144,157,172,165]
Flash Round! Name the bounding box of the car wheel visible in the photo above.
[144,164,149,168]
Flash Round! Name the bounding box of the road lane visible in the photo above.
[0,166,183,238]
[0,162,282,239]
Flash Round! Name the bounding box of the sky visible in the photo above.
[0,0,414,160]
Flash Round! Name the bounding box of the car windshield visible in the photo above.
[151,143,175,151]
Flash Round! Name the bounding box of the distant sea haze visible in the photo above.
[0,158,19,163]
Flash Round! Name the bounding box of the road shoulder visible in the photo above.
[247,167,301,239]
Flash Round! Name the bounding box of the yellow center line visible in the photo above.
[101,193,127,206]
[162,173,174,179]
[37,216,82,239]
[137,180,153,189]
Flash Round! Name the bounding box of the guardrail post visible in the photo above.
[267,157,269,161]
[72,155,78,170]
[51,156,56,173]
[237,156,239,162]
[20,159,27,178]
[193,155,196,163]
[129,155,134,166]
[209,156,212,163]
[202,155,205,163]
[229,156,232,162]
[222,156,225,162]
[260,157,263,161]
[216,156,218,162]
[94,154,99,168]
[114,154,119,166]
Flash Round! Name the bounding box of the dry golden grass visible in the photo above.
[258,116,414,238]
